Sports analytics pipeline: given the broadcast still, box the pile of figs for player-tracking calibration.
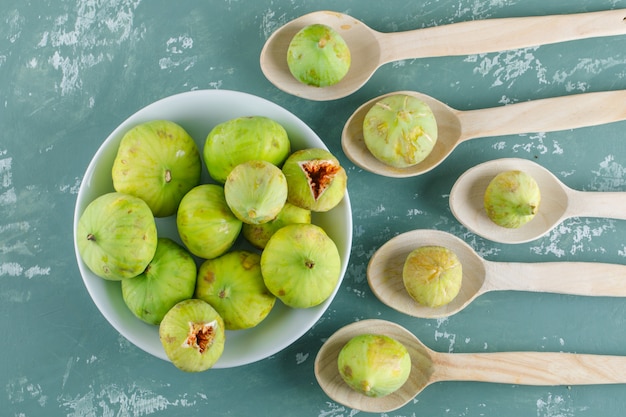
[76,116,347,372]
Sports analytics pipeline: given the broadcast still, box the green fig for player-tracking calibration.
[224,160,288,224]
[195,251,276,330]
[159,298,225,372]
[112,120,202,217]
[362,94,438,168]
[261,223,341,308]
[76,192,157,280]
[484,170,541,228]
[287,24,351,87]
[242,202,311,249]
[402,246,462,308]
[176,184,242,259]
[204,116,291,184]
[338,334,411,398]
[122,238,197,325]
[282,148,347,212]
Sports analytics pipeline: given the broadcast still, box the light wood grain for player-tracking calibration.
[367,229,626,318]
[432,350,626,386]
[341,89,626,178]
[315,319,626,413]
[450,158,626,244]
[261,9,626,100]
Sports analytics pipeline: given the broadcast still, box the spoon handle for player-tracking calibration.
[380,9,626,63]
[433,350,626,386]
[485,261,626,297]
[456,89,626,141]
[566,189,626,220]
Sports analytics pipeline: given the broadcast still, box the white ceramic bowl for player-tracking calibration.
[73,90,352,368]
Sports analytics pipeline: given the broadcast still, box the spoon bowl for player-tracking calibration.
[368,229,626,318]
[261,9,626,101]
[367,229,486,319]
[342,90,462,177]
[314,319,434,413]
[315,318,626,413]
[260,11,382,101]
[450,158,568,244]
[450,158,626,244]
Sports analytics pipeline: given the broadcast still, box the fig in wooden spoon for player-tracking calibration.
[342,89,626,177]
[368,229,626,318]
[450,158,626,244]
[315,319,626,413]
[261,9,626,101]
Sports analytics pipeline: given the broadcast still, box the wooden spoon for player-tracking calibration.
[450,158,626,244]
[367,229,626,319]
[315,319,626,413]
[342,89,626,177]
[260,9,626,101]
